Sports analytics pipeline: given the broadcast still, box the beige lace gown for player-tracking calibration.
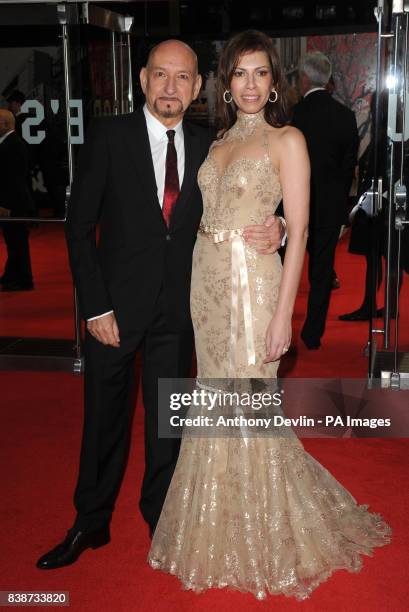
[147,110,391,600]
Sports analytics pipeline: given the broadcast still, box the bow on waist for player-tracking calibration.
[199,224,256,376]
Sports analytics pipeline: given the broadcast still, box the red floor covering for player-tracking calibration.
[1,224,408,611]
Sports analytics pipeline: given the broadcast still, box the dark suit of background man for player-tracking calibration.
[0,109,34,291]
[292,51,359,349]
[36,39,283,571]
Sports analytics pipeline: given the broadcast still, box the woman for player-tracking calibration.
[148,30,391,600]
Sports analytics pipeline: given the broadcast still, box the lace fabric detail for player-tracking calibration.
[194,112,282,378]
[228,108,266,140]
[148,435,391,600]
[147,111,392,600]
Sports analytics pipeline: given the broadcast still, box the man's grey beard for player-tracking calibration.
[154,98,184,118]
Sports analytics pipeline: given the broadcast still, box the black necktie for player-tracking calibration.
[162,129,180,227]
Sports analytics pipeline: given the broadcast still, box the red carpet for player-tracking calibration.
[1,225,408,611]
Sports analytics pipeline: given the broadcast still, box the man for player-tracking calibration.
[0,109,34,291]
[325,75,341,291]
[36,40,284,570]
[293,51,359,349]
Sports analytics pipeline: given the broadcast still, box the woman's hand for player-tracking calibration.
[264,313,292,363]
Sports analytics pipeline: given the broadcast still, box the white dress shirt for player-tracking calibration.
[88,105,185,321]
[143,104,184,207]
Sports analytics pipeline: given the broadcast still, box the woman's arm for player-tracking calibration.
[264,126,310,362]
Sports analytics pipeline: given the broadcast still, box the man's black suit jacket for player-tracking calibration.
[292,90,359,229]
[0,131,35,216]
[65,106,214,333]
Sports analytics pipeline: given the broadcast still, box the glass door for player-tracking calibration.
[368,0,409,387]
[0,1,134,372]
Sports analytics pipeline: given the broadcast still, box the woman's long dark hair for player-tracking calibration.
[216,30,291,131]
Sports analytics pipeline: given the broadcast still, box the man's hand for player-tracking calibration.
[0,206,11,217]
[242,215,285,254]
[87,312,120,347]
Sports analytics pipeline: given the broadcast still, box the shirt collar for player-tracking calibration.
[0,129,14,144]
[143,104,183,141]
[304,87,327,98]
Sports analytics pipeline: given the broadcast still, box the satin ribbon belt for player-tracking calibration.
[199,224,256,376]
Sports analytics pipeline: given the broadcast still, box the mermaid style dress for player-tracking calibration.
[147,110,391,600]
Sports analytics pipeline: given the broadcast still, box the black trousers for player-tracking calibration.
[1,222,33,285]
[302,226,341,343]
[71,290,194,533]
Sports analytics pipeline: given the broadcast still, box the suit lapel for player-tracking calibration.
[169,120,201,229]
[124,107,166,228]
[124,108,201,231]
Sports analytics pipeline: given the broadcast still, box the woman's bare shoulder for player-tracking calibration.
[265,123,302,141]
[266,126,306,159]
[278,125,306,145]
[265,125,309,177]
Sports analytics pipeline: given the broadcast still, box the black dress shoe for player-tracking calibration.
[36,525,110,570]
[300,331,321,350]
[338,307,384,321]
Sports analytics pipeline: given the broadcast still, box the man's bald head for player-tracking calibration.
[140,38,202,127]
[146,39,198,75]
[0,109,15,136]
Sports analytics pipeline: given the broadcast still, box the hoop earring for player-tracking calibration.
[269,89,278,103]
[223,90,233,104]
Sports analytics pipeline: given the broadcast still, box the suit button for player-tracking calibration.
[166,234,171,241]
